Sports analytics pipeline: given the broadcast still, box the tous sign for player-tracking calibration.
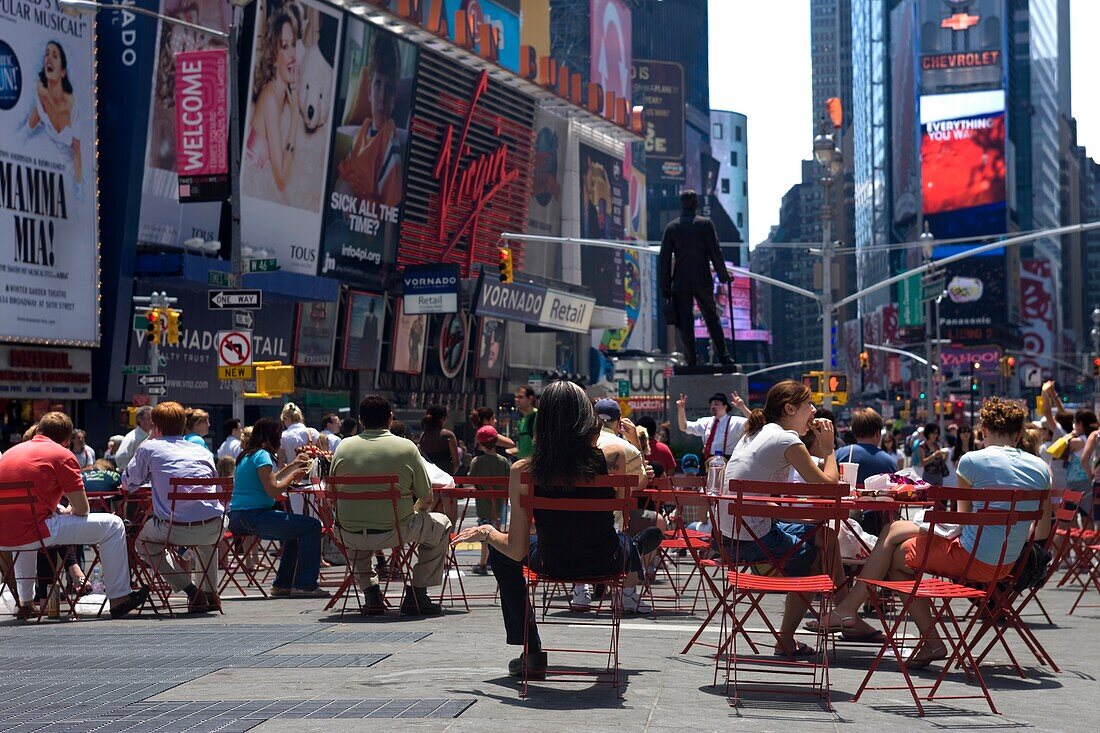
[432,70,520,273]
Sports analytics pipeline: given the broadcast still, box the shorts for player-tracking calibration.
[475,496,505,526]
[721,522,819,577]
[903,532,1006,583]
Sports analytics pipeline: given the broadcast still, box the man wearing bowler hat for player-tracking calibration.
[676,391,751,459]
[659,190,734,366]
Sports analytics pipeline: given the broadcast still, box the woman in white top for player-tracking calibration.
[280,402,314,514]
[69,429,96,471]
[722,380,879,656]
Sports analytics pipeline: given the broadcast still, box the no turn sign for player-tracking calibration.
[216,330,253,380]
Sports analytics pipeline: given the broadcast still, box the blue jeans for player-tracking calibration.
[228,508,323,591]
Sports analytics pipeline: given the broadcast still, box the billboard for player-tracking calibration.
[920,90,1006,239]
[318,17,418,286]
[123,284,292,405]
[475,316,506,380]
[137,0,228,249]
[1018,259,1054,382]
[391,298,427,374]
[0,7,100,345]
[918,0,1005,95]
[241,0,342,276]
[342,290,385,372]
[694,265,771,343]
[292,301,336,367]
[527,109,565,237]
[579,142,627,312]
[632,59,684,180]
[891,0,920,229]
[932,246,1008,341]
[591,0,631,114]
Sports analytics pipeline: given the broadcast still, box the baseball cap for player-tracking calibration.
[594,398,621,422]
[475,425,499,445]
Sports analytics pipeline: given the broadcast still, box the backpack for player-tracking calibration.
[1013,540,1053,592]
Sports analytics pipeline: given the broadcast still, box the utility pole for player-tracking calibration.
[813,123,842,411]
[132,291,176,406]
[228,7,246,422]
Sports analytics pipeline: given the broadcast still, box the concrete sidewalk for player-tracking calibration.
[1,557,1095,732]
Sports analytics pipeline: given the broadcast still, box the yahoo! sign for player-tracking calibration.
[939,346,1002,370]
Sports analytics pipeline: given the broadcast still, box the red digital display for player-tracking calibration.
[921,110,1005,216]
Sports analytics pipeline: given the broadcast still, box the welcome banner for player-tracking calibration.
[174,49,229,203]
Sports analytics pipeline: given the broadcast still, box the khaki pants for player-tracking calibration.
[335,512,452,589]
[137,515,225,594]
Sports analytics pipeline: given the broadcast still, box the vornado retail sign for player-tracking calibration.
[475,277,595,334]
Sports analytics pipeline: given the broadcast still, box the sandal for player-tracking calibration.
[803,609,856,633]
[905,642,949,670]
[774,640,817,658]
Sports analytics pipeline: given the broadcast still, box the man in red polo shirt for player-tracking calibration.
[0,412,148,619]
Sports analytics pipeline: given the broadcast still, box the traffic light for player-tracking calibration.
[919,390,926,400]
[145,308,157,339]
[971,376,979,392]
[151,309,163,343]
[827,374,847,405]
[859,351,869,370]
[1093,356,1100,376]
[166,309,181,346]
[1004,355,1016,377]
[498,246,513,283]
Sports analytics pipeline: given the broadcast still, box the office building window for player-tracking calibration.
[737,212,744,228]
[735,125,742,142]
[742,181,747,195]
[712,123,723,140]
[721,178,730,194]
[730,151,738,167]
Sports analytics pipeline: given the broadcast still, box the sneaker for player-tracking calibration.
[507,650,548,678]
[569,584,592,611]
[109,587,150,619]
[470,564,489,576]
[290,587,332,598]
[360,586,386,616]
[619,587,651,615]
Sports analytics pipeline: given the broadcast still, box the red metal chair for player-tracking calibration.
[0,479,105,620]
[135,477,232,616]
[969,488,1073,673]
[517,472,638,697]
[852,486,1044,716]
[715,481,848,707]
[435,476,510,609]
[639,478,712,615]
[319,475,415,614]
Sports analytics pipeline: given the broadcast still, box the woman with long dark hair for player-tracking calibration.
[227,417,327,597]
[418,405,459,475]
[917,423,950,485]
[451,380,663,678]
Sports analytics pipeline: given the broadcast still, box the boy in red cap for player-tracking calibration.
[468,425,511,575]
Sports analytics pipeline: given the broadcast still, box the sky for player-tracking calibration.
[709,0,1100,247]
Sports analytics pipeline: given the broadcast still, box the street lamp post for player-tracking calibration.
[919,224,936,425]
[62,0,252,420]
[813,123,842,411]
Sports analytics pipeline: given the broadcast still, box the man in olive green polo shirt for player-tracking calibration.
[330,395,452,616]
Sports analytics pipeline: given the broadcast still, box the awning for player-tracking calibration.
[135,252,340,303]
[590,306,629,330]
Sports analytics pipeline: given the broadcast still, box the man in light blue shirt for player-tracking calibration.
[122,402,223,613]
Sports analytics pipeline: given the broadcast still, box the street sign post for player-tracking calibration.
[122,364,151,375]
[618,379,630,398]
[137,374,166,386]
[208,289,262,310]
[208,270,232,287]
[234,311,254,329]
[247,258,279,273]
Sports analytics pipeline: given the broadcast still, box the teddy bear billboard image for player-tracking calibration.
[241,0,342,276]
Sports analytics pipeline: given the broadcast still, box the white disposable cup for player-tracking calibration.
[840,462,859,488]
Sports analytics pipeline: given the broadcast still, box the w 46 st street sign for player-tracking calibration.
[208,289,262,310]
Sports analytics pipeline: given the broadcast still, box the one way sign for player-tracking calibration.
[208,289,263,310]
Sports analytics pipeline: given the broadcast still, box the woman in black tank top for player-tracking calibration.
[451,381,663,678]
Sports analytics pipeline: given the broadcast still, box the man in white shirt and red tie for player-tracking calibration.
[677,391,752,459]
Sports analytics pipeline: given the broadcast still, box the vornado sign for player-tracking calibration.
[475,278,595,334]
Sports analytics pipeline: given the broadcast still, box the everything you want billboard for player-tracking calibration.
[920,90,1006,239]
[0,4,99,345]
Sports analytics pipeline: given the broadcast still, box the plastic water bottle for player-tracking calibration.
[706,451,726,496]
[90,567,105,595]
